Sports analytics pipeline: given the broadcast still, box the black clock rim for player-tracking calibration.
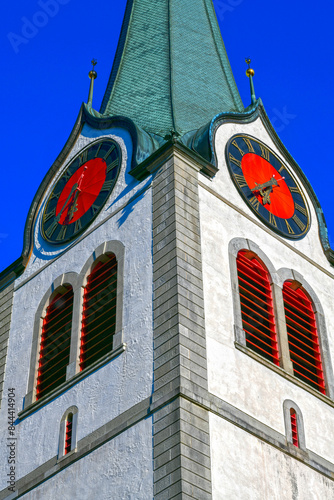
[41,138,122,245]
[225,133,311,241]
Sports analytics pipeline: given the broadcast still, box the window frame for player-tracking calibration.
[58,406,78,460]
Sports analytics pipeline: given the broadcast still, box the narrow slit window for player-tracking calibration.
[80,254,117,371]
[37,285,73,400]
[65,413,73,455]
[236,251,279,365]
[283,281,326,394]
[290,409,299,447]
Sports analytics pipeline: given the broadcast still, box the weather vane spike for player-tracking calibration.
[245,57,256,105]
[87,59,98,108]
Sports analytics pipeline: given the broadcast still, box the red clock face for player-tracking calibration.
[56,158,107,225]
[42,138,122,244]
[241,154,294,219]
[226,135,310,239]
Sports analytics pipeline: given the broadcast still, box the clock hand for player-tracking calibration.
[63,167,88,223]
[251,176,285,205]
[55,183,78,222]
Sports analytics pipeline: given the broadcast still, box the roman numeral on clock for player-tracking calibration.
[269,213,277,227]
[260,145,270,161]
[101,180,114,192]
[290,186,299,193]
[229,153,242,168]
[243,138,255,153]
[78,150,88,166]
[45,221,58,239]
[234,174,247,188]
[295,203,307,216]
[292,214,306,232]
[285,219,295,235]
[91,204,100,215]
[249,196,260,211]
[278,165,285,173]
[107,158,119,173]
[74,219,82,233]
[103,145,115,161]
[232,140,245,157]
[56,225,67,241]
[44,208,56,223]
[63,169,73,181]
[95,143,103,158]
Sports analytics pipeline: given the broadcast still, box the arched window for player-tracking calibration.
[65,413,73,455]
[58,406,78,459]
[80,253,117,371]
[36,285,74,400]
[290,408,299,448]
[236,251,279,366]
[283,281,326,394]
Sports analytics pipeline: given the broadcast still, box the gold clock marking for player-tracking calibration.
[292,214,306,232]
[44,208,56,223]
[260,145,270,161]
[107,158,119,173]
[290,186,299,193]
[269,213,277,227]
[295,204,307,216]
[232,140,245,157]
[103,145,115,161]
[56,225,67,241]
[278,165,285,173]
[243,138,255,153]
[91,204,100,215]
[78,150,88,167]
[234,174,248,188]
[229,153,242,168]
[285,219,295,235]
[102,180,114,192]
[45,221,58,239]
[63,169,73,181]
[74,219,82,233]
[95,143,103,158]
[249,196,260,211]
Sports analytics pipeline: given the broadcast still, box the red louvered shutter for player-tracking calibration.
[80,254,117,371]
[283,281,325,394]
[290,409,299,447]
[37,286,73,400]
[237,251,279,366]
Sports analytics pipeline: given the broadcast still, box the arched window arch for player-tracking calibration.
[58,406,78,460]
[36,284,74,400]
[282,281,326,395]
[236,250,279,366]
[283,400,306,451]
[80,253,118,371]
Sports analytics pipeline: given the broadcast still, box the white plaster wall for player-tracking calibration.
[210,413,333,500]
[0,126,154,487]
[20,418,153,500]
[199,118,334,465]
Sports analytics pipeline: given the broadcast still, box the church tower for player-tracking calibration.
[1,1,333,498]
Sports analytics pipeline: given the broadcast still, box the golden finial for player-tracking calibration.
[245,58,256,104]
[89,59,98,80]
[87,59,97,107]
[245,58,255,77]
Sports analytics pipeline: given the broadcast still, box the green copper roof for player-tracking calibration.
[100,0,244,137]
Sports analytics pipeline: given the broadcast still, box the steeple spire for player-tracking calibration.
[100,0,244,137]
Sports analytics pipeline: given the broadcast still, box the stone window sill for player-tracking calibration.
[235,341,334,408]
[19,343,126,420]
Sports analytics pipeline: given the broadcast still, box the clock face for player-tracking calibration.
[42,138,122,244]
[226,134,310,239]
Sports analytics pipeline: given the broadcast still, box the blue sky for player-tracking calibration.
[1,0,333,273]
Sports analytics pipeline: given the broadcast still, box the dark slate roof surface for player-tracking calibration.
[100,0,244,137]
